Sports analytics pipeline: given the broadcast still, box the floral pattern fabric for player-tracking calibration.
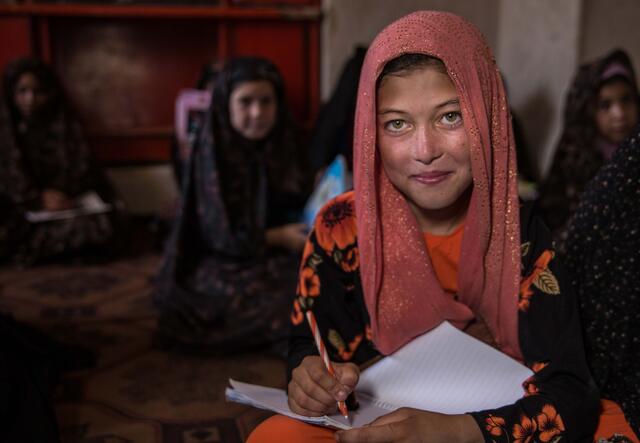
[287,191,599,442]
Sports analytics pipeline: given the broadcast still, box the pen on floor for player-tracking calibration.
[305,310,350,420]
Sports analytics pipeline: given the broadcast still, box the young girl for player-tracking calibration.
[248,11,601,442]
[0,57,121,265]
[154,57,311,353]
[538,49,639,246]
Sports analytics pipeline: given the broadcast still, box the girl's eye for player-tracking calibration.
[620,95,634,105]
[598,100,611,111]
[441,112,462,126]
[385,119,407,132]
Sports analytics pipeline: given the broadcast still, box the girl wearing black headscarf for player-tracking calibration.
[154,57,312,353]
[0,57,121,265]
[538,49,639,246]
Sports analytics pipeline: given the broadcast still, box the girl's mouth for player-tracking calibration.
[412,171,451,184]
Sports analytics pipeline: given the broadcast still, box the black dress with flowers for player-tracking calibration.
[288,191,599,443]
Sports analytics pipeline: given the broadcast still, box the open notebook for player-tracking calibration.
[25,191,112,223]
[226,321,533,430]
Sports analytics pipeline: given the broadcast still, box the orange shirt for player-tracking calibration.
[423,223,464,298]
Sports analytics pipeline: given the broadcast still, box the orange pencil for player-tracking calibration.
[305,310,350,420]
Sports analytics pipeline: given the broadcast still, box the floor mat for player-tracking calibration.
[0,254,284,442]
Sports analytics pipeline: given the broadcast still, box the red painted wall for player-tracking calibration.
[0,17,32,72]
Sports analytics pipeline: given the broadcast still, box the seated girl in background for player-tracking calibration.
[249,11,602,442]
[538,49,639,246]
[154,57,312,354]
[0,57,123,265]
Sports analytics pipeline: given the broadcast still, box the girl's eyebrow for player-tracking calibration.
[377,98,460,115]
[435,98,460,109]
[377,108,408,116]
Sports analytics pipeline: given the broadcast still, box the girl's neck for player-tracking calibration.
[412,186,471,236]
[595,135,619,161]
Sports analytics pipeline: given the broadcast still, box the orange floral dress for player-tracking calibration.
[288,191,602,442]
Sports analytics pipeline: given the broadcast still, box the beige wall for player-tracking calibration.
[581,0,640,65]
[496,0,582,178]
[106,165,179,216]
[321,0,499,100]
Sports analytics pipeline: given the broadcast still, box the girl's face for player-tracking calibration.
[594,79,639,144]
[229,80,277,141]
[377,66,472,234]
[13,72,48,119]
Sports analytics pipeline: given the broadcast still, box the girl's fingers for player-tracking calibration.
[334,362,360,390]
[288,379,336,414]
[307,362,349,400]
[287,393,331,417]
[299,356,352,402]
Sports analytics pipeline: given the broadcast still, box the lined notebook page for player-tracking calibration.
[357,321,533,414]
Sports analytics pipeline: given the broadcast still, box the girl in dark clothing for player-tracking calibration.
[564,126,640,441]
[538,49,639,246]
[154,57,312,354]
[0,57,122,265]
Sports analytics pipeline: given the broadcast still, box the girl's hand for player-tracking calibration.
[266,223,308,252]
[41,189,75,211]
[288,356,359,417]
[335,408,483,443]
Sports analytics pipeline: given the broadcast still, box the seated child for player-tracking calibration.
[538,48,639,246]
[248,11,602,443]
[0,57,123,265]
[154,57,312,354]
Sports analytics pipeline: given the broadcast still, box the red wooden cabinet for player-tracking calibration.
[0,1,321,165]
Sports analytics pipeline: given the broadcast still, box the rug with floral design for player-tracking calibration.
[0,254,283,443]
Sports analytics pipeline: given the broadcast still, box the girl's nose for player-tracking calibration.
[249,102,264,119]
[610,102,625,119]
[24,91,35,106]
[413,126,442,164]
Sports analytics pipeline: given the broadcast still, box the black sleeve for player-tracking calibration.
[287,227,377,385]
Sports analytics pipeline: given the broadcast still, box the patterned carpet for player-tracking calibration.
[0,255,283,442]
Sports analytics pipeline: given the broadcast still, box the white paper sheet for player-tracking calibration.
[226,379,392,430]
[226,321,533,429]
[25,191,112,223]
[356,321,533,414]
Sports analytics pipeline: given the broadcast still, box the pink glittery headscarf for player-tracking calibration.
[354,11,522,360]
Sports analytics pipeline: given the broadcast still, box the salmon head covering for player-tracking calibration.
[354,11,522,359]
